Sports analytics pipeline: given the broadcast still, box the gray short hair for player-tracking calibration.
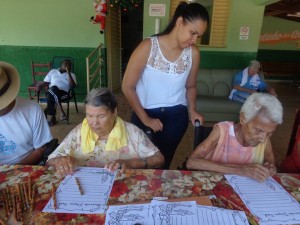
[240,93,283,124]
[249,60,260,70]
[84,88,117,112]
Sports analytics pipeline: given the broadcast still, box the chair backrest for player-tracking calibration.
[177,120,213,170]
[287,108,300,156]
[52,56,75,73]
[31,62,52,83]
[193,119,213,150]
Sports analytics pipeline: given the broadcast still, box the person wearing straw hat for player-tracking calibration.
[0,61,53,165]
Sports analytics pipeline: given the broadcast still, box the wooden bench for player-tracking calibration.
[260,61,300,83]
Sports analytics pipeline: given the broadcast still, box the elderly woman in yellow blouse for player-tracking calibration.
[46,88,164,176]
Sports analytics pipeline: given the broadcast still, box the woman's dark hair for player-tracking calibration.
[84,88,117,113]
[158,2,209,36]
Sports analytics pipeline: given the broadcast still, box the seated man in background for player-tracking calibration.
[46,88,165,176]
[0,61,53,165]
[229,60,277,103]
[187,93,283,182]
[44,59,76,126]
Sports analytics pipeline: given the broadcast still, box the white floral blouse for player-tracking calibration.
[47,121,159,167]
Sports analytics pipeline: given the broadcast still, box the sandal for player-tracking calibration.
[48,116,56,126]
[60,114,67,121]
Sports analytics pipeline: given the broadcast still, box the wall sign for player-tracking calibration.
[260,30,300,44]
[149,4,165,17]
[239,26,249,40]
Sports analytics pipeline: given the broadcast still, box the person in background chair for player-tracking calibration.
[187,93,283,182]
[229,60,277,104]
[46,88,164,177]
[0,61,53,165]
[44,59,76,126]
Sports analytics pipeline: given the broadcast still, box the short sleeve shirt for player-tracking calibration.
[47,121,160,167]
[0,97,53,164]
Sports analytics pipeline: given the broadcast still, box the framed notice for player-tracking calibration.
[149,4,165,17]
[239,26,249,40]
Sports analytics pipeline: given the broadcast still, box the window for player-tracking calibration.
[170,0,230,47]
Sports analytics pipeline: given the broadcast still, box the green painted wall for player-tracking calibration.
[0,0,104,101]
[0,0,103,47]
[259,16,300,50]
[3,0,295,101]
[143,0,171,38]
[0,46,93,101]
[142,0,264,68]
[223,0,265,53]
[257,15,300,64]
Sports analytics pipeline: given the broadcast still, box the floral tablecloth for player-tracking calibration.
[0,165,299,225]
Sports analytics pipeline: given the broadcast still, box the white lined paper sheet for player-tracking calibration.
[196,205,248,225]
[225,175,300,225]
[43,167,117,214]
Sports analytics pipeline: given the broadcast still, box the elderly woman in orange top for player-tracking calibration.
[46,88,164,176]
[187,93,283,182]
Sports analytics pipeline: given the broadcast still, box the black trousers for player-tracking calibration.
[131,105,189,169]
[46,86,68,116]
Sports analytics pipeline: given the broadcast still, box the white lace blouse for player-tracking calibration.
[136,36,192,109]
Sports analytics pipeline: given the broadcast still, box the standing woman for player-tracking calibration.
[122,2,209,169]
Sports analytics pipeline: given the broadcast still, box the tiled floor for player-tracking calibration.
[49,82,300,169]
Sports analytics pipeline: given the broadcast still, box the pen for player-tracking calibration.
[52,183,58,210]
[75,177,84,195]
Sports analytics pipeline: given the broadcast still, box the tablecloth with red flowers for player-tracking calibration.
[0,165,299,225]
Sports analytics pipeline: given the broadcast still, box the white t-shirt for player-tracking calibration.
[0,97,53,164]
[44,69,76,92]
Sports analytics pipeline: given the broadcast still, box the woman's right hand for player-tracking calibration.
[143,117,163,132]
[51,156,76,177]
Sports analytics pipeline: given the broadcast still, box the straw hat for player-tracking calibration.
[0,61,20,110]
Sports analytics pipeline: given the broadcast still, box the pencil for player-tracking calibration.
[52,183,58,210]
[3,189,10,217]
[23,183,29,209]
[28,177,32,201]
[30,185,36,211]
[75,177,84,195]
[12,190,16,220]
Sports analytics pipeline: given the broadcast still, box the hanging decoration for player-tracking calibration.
[90,0,107,34]
[109,0,143,12]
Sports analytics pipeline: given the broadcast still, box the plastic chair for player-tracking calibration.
[52,56,79,123]
[28,61,52,103]
[40,138,59,165]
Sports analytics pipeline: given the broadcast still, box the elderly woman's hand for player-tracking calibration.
[263,161,277,176]
[104,160,126,173]
[48,156,77,177]
[242,163,271,182]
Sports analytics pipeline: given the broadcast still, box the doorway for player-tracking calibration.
[121,3,144,75]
